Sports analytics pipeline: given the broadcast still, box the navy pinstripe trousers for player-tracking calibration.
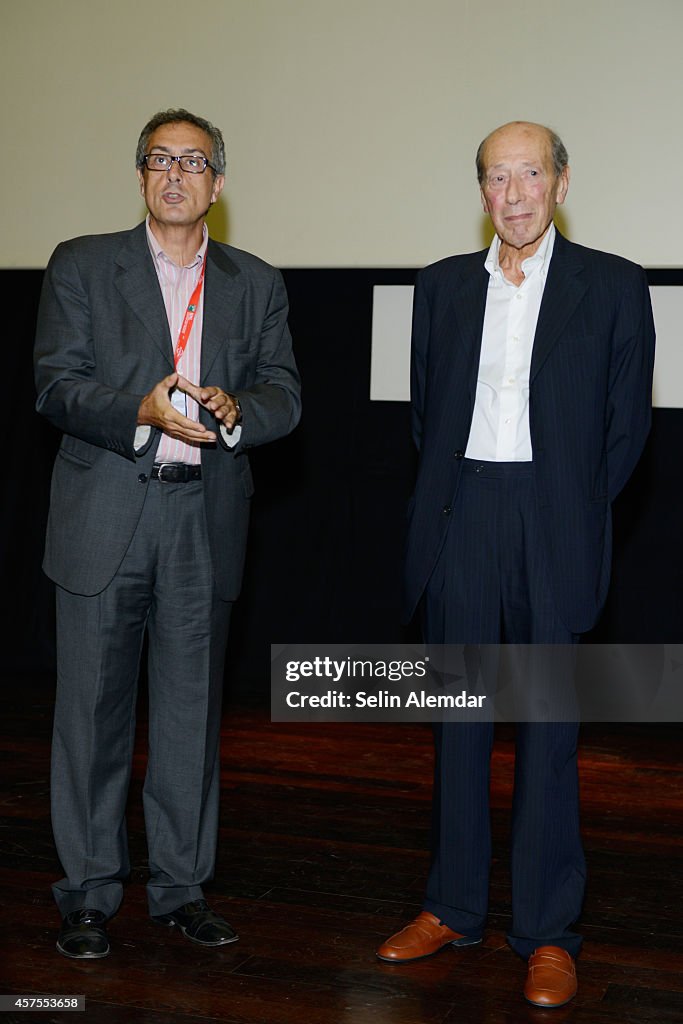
[421,459,585,959]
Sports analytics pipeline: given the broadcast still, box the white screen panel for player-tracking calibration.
[369,285,413,401]
[370,284,683,409]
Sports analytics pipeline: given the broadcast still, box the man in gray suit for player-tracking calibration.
[34,108,301,959]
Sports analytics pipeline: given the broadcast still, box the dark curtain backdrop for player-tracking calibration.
[4,268,682,698]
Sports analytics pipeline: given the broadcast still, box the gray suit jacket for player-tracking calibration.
[34,222,301,599]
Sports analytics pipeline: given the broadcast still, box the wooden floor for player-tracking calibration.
[0,682,681,1024]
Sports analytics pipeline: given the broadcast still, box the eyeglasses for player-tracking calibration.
[142,153,216,175]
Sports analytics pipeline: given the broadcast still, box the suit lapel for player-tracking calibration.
[113,226,247,382]
[114,223,174,368]
[446,254,489,404]
[530,231,588,382]
[201,241,246,382]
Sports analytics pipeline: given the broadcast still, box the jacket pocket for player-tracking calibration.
[57,446,94,469]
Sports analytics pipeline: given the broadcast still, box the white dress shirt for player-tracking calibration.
[465,223,555,462]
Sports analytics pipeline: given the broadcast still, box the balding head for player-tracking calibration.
[476,121,568,186]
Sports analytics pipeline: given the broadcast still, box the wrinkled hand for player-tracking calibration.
[177,375,242,431]
[137,372,217,443]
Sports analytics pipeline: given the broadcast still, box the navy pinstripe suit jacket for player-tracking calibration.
[404,229,656,634]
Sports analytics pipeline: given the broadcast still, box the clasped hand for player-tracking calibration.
[137,372,241,443]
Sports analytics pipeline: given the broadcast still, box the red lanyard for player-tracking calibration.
[174,259,206,369]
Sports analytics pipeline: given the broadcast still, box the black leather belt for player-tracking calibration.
[152,463,202,483]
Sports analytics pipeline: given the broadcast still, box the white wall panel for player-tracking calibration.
[371,284,683,408]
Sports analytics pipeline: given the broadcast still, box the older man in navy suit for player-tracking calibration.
[35,108,300,960]
[376,122,655,1007]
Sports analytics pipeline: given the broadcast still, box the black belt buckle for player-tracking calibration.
[157,463,180,483]
[153,463,200,483]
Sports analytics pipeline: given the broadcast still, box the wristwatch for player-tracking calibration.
[229,394,242,423]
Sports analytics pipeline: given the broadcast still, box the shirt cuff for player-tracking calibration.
[134,425,152,453]
[220,423,242,449]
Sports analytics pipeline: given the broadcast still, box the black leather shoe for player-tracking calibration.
[56,909,110,959]
[153,899,238,947]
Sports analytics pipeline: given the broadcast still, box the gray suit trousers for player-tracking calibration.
[51,477,231,918]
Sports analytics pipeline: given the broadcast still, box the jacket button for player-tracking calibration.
[454,450,465,459]
[138,473,147,483]
[442,505,452,515]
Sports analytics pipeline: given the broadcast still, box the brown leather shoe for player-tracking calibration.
[524,946,577,1007]
[376,910,481,962]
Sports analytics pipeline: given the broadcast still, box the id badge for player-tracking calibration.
[171,388,187,417]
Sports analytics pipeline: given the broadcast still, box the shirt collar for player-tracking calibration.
[485,222,556,285]
[145,215,209,269]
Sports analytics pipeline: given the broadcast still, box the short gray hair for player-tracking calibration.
[476,122,568,185]
[136,108,226,176]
